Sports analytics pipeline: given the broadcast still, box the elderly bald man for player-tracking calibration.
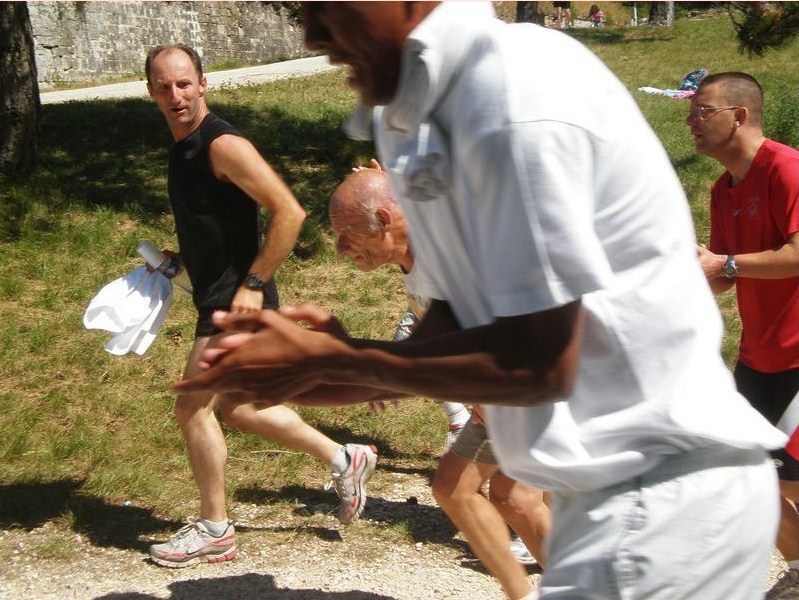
[328,164,550,600]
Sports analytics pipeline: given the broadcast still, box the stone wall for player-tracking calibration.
[29,2,307,88]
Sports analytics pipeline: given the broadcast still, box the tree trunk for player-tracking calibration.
[516,1,545,25]
[649,1,675,26]
[0,2,39,175]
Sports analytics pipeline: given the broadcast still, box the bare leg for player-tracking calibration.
[433,451,533,600]
[777,479,799,562]
[489,472,550,569]
[174,334,229,521]
[219,400,341,465]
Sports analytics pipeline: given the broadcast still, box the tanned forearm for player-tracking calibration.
[734,237,799,279]
[306,301,585,407]
[248,202,305,281]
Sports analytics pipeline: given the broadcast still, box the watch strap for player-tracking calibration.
[243,273,266,290]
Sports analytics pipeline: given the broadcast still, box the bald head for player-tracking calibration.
[329,167,412,272]
[329,168,397,234]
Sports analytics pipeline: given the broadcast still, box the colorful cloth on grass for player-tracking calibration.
[638,67,708,99]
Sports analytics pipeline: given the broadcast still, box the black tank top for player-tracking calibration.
[168,113,279,310]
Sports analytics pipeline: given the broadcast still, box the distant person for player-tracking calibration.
[553,1,571,28]
[588,4,605,27]
[330,164,550,599]
[177,5,787,598]
[143,44,377,568]
[690,71,799,600]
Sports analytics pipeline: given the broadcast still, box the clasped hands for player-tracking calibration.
[174,303,350,403]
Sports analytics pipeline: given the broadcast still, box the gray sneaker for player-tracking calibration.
[767,569,799,600]
[149,519,237,568]
[509,535,538,566]
[326,443,378,524]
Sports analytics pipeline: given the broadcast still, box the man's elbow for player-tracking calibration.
[290,203,307,225]
[497,358,579,406]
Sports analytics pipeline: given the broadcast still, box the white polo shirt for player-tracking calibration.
[365,3,785,492]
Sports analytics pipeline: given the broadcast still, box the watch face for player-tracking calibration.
[724,257,737,278]
[244,274,264,290]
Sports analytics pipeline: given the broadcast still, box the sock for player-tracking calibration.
[441,402,470,428]
[199,518,230,537]
[787,559,799,572]
[330,445,349,474]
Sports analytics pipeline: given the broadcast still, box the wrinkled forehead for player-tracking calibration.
[329,206,374,239]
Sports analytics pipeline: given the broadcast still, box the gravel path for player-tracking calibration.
[0,461,786,600]
[1,469,533,600]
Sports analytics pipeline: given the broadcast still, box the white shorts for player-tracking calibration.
[539,446,779,600]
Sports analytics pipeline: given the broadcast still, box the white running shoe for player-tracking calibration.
[149,519,237,568]
[326,443,378,524]
[509,535,538,566]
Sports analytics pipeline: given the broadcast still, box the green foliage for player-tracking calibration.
[731,1,799,57]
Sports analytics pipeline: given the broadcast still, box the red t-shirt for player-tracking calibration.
[709,139,799,372]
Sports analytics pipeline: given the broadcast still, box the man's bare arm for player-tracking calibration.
[175,300,584,408]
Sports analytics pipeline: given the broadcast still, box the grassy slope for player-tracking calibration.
[0,13,796,523]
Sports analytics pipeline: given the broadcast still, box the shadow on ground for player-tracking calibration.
[235,482,460,547]
[93,572,397,600]
[0,479,181,553]
[1,460,447,555]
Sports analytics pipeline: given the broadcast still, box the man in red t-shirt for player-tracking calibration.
[690,71,799,599]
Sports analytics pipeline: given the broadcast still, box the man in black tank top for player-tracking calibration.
[144,44,378,568]
[169,112,282,330]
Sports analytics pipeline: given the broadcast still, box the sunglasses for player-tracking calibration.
[686,105,739,122]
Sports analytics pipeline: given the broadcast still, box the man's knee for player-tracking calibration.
[173,392,214,426]
[490,476,544,517]
[218,402,257,432]
[433,454,487,508]
[432,461,458,505]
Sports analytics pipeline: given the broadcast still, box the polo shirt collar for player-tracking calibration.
[382,1,494,135]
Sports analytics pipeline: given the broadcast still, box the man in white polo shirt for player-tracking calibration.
[178,4,787,598]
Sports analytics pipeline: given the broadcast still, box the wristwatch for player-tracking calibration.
[723,255,738,279]
[243,273,266,290]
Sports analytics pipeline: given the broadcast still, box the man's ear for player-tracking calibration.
[199,76,208,96]
[375,207,392,231]
[734,106,748,126]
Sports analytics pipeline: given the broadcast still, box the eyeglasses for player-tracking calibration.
[686,105,740,122]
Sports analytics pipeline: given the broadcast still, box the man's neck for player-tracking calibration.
[719,133,766,186]
[169,105,210,142]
